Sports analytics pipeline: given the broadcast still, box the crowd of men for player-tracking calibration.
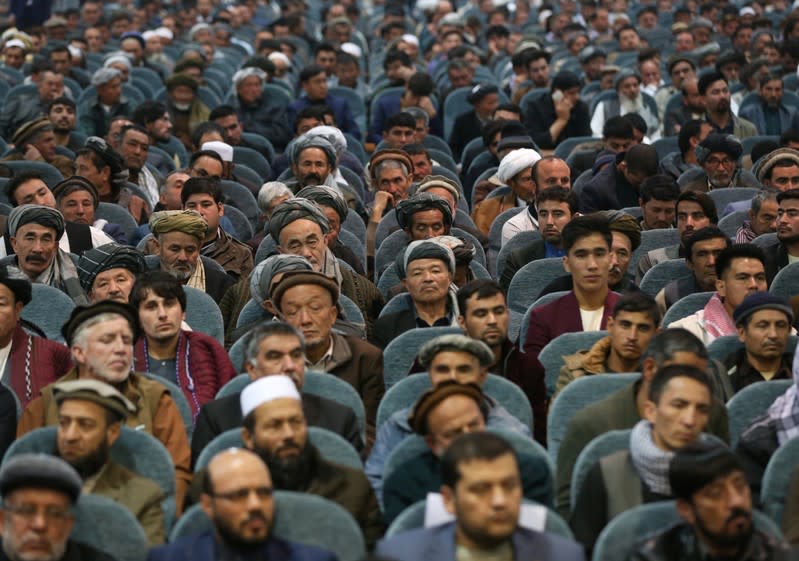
[2,0,799,560]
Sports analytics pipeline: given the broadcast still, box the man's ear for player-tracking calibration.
[241,426,253,450]
[150,236,160,254]
[441,485,456,515]
[106,421,122,446]
[642,398,657,422]
[218,202,224,217]
[606,316,615,330]
[456,314,466,330]
[736,324,746,342]
[562,254,571,273]
[675,498,696,524]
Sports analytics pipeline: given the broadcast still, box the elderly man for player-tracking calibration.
[396,193,453,242]
[2,116,74,178]
[53,176,127,245]
[382,381,552,524]
[366,149,415,255]
[268,268,384,444]
[181,177,253,279]
[269,198,383,336]
[238,375,382,547]
[683,133,760,192]
[377,432,584,561]
[472,148,542,235]
[131,271,236,417]
[0,455,118,561]
[669,245,768,345]
[149,449,337,561]
[17,301,192,507]
[119,125,161,208]
[366,334,531,500]
[372,239,458,348]
[231,67,292,152]
[148,209,235,302]
[631,442,788,561]
[525,71,592,150]
[3,205,89,304]
[739,74,793,136]
[77,243,146,304]
[165,73,210,150]
[571,364,714,552]
[76,136,150,225]
[79,67,131,138]
[591,69,659,139]
[581,144,659,213]
[735,190,779,244]
[700,71,757,138]
[53,379,165,544]
[0,68,64,139]
[191,322,362,463]
[286,136,339,193]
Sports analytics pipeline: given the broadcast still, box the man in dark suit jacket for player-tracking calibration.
[524,70,591,150]
[376,432,585,561]
[761,189,799,283]
[449,84,500,161]
[148,449,337,561]
[191,322,362,465]
[288,65,360,140]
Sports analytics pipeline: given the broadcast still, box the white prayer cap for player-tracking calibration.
[202,141,233,162]
[142,30,158,41]
[155,27,174,40]
[268,52,290,67]
[4,39,25,50]
[497,148,541,184]
[340,42,362,58]
[401,34,420,47]
[240,375,301,417]
[232,66,266,87]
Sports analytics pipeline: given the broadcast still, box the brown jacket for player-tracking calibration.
[471,192,518,235]
[555,335,613,396]
[202,227,254,280]
[17,369,191,510]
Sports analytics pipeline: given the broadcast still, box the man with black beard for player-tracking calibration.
[52,379,165,544]
[148,449,337,561]
[239,375,383,548]
[285,136,338,193]
[629,441,789,561]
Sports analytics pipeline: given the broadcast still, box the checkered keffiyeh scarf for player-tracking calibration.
[768,345,799,445]
[629,420,675,496]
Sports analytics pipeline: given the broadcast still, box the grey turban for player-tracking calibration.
[0,454,82,503]
[398,239,456,279]
[305,125,346,154]
[418,334,495,368]
[91,67,122,87]
[396,193,453,230]
[289,136,337,168]
[249,254,313,304]
[296,185,349,222]
[268,198,330,242]
[77,243,146,292]
[8,204,65,240]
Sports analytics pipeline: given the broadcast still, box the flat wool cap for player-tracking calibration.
[53,379,136,419]
[0,454,82,503]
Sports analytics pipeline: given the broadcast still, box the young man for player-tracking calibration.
[638,175,679,231]
[760,188,799,278]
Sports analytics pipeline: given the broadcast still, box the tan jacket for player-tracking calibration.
[554,335,612,396]
[471,192,518,235]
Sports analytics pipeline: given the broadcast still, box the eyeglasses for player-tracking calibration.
[705,157,734,168]
[211,486,273,503]
[4,503,72,523]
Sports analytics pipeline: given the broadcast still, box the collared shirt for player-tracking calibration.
[726,349,793,393]
[306,338,335,372]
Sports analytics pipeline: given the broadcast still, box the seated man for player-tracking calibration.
[520,215,620,441]
[366,149,415,255]
[760,189,799,279]
[231,67,292,152]
[288,64,360,139]
[669,244,768,345]
[725,292,794,393]
[284,136,340,194]
[191,321,362,464]
[53,176,127,245]
[630,442,788,560]
[3,116,74,177]
[147,209,236,302]
[238,375,382,547]
[500,187,578,291]
[382,112,417,150]
[739,73,795,136]
[655,227,731,314]
[735,189,778,243]
[181,177,253,280]
[17,301,192,507]
[659,119,713,181]
[131,271,236,417]
[77,243,146,304]
[148,449,337,561]
[682,133,760,192]
[372,239,458,349]
[663,77,705,137]
[395,192,453,242]
[556,292,660,395]
[590,69,659,139]
[382,381,552,524]
[449,84,500,161]
[0,454,118,561]
[471,148,541,235]
[53,379,165,544]
[0,264,71,408]
[638,175,679,231]
[570,364,714,552]
[636,190,718,283]
[580,144,659,213]
[524,70,591,150]
[268,268,384,446]
[556,328,731,516]
[376,432,585,561]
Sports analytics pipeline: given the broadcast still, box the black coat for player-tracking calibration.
[524,93,591,149]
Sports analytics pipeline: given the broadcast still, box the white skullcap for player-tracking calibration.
[233,66,267,87]
[739,6,756,15]
[416,0,438,12]
[4,39,25,50]
[155,27,173,40]
[142,30,158,41]
[202,141,233,162]
[103,52,132,70]
[538,9,553,25]
[497,148,541,184]
[305,125,346,154]
[240,375,301,417]
[268,52,290,67]
[340,42,362,58]
[67,44,82,58]
[401,34,420,47]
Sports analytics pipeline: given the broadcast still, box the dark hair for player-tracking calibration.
[612,291,661,326]
[130,270,187,312]
[294,106,326,130]
[697,71,727,95]
[751,141,781,167]
[385,112,416,132]
[614,24,639,40]
[684,226,731,262]
[190,149,224,168]
[407,72,435,97]
[648,364,712,403]
[6,171,45,207]
[482,119,505,147]
[457,279,505,314]
[402,143,430,158]
[780,128,799,147]
[336,51,358,67]
[494,102,521,116]
[243,321,305,367]
[640,175,679,204]
[677,191,718,225]
[208,104,237,121]
[602,115,634,139]
[46,95,76,113]
[191,121,226,148]
[119,123,150,143]
[49,45,70,58]
[75,147,106,173]
[678,120,706,156]
[299,64,326,83]
[624,144,659,176]
[384,49,412,71]
[131,101,168,127]
[313,42,336,56]
[623,113,647,135]
[715,243,766,279]
[536,186,579,215]
[561,214,612,254]
[181,176,223,205]
[640,328,708,364]
[440,432,518,488]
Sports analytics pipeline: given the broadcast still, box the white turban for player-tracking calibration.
[240,375,301,417]
[201,141,233,162]
[340,42,362,58]
[304,125,346,155]
[401,34,420,47]
[268,52,291,67]
[233,67,267,87]
[497,148,541,184]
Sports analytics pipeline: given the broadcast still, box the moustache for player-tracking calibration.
[303,173,322,183]
[726,508,751,525]
[25,255,47,264]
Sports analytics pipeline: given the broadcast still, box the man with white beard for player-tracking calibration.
[591,69,660,140]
